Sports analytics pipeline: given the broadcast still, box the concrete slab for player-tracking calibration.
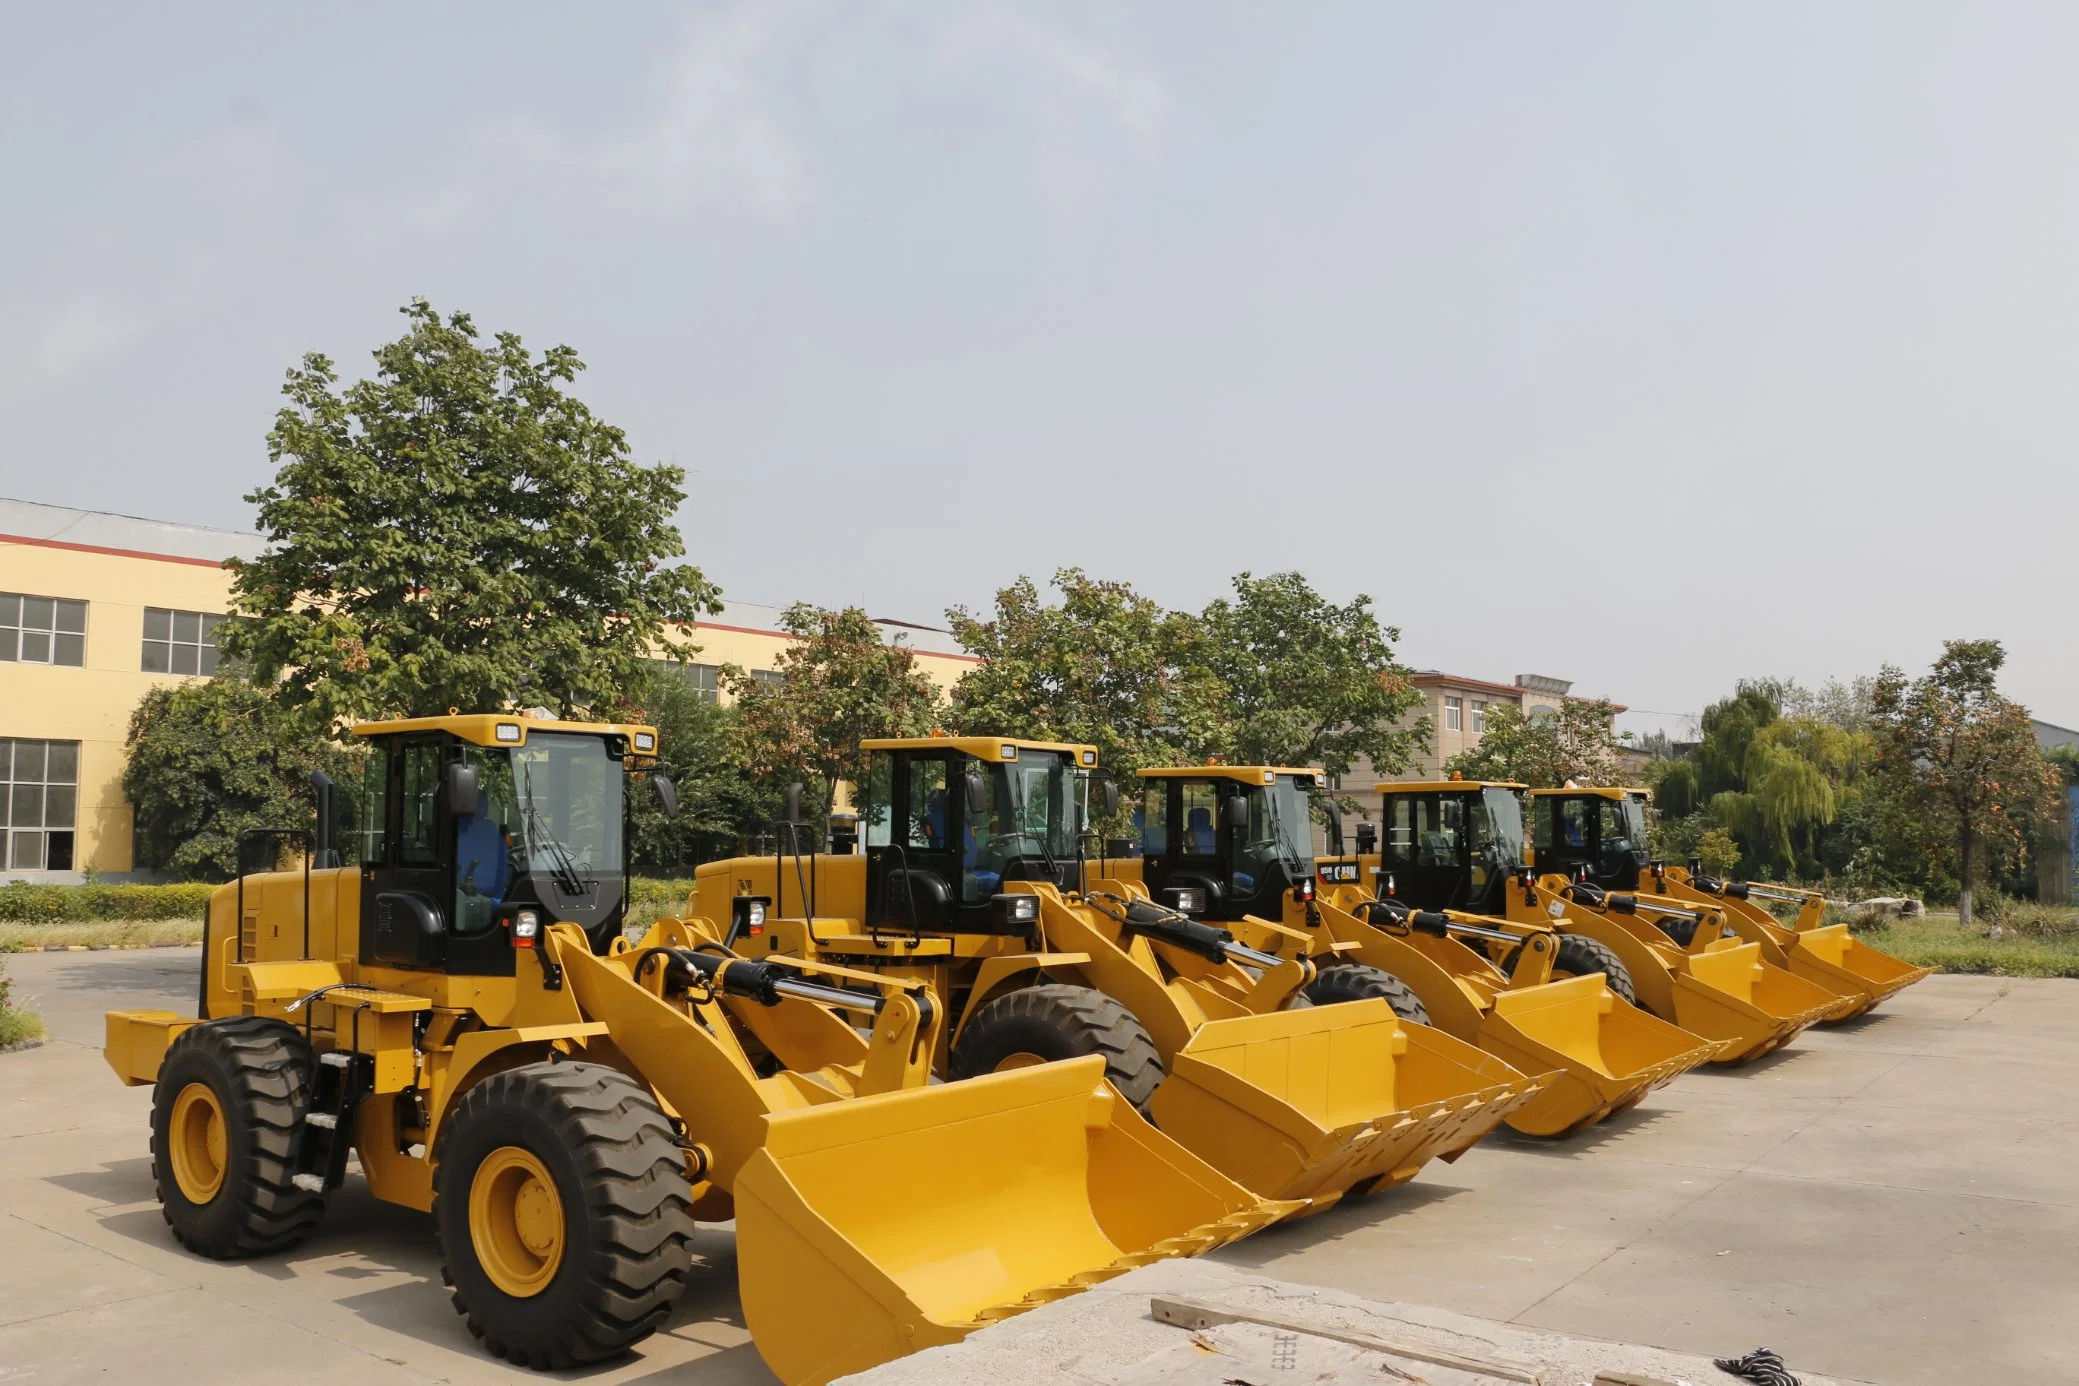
[6,952,2076,1385]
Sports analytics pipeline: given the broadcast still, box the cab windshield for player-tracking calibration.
[1472,787,1525,869]
[968,750,1076,896]
[458,733,624,933]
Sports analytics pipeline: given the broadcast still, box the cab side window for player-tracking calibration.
[862,753,894,848]
[1139,782,1168,855]
[904,758,950,850]
[399,743,444,866]
[359,742,392,866]
[1179,782,1220,856]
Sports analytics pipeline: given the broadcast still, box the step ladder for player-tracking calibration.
[290,1049,373,1194]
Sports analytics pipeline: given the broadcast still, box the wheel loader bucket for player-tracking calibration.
[1475,975,1719,1138]
[1147,1000,1547,1209]
[1674,942,1843,1064]
[1785,924,1935,1022]
[733,1055,1295,1386]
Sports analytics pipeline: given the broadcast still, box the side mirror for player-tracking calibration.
[444,762,480,818]
[964,770,989,818]
[651,772,679,819]
[1096,781,1121,818]
[1224,795,1249,830]
[783,782,804,825]
[1354,822,1377,856]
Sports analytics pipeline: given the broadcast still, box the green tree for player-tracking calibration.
[615,665,776,872]
[1869,639,2060,927]
[1196,572,1427,779]
[222,299,720,730]
[123,677,361,882]
[948,570,1225,793]
[1696,826,1741,877]
[723,605,945,826]
[1445,699,1624,787]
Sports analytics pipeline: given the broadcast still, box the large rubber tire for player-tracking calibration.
[1302,963,1432,1027]
[150,1015,325,1258]
[434,1062,696,1370]
[1553,933,1637,1006]
[1654,916,1699,949]
[950,984,1164,1112]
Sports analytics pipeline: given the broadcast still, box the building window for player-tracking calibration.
[750,669,785,689]
[0,593,87,667]
[648,659,721,703]
[142,608,225,676]
[1472,700,1487,735]
[2,738,79,871]
[1443,696,1462,732]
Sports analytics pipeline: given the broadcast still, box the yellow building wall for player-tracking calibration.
[1,540,240,874]
[2,530,977,877]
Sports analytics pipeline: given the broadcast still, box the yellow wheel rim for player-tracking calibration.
[992,1051,1049,1073]
[169,1081,228,1204]
[469,1146,565,1297]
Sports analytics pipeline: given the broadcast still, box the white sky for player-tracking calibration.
[5,4,2076,731]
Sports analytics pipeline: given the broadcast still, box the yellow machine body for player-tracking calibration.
[104,715,1287,1386]
[702,849,1545,1212]
[1646,863,1933,1020]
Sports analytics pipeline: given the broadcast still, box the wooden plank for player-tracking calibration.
[1149,1295,1544,1384]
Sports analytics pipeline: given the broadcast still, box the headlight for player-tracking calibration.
[511,909,541,946]
[733,895,771,938]
[1163,887,1206,916]
[995,893,1040,926]
[634,731,656,752]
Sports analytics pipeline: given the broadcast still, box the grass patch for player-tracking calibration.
[1857,910,2079,979]
[0,957,48,1049]
[0,919,206,952]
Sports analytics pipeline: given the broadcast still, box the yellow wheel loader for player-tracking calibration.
[102,714,1290,1386]
[1527,788,1933,1021]
[1354,782,1842,1064]
[698,736,1546,1216]
[1097,767,1713,1139]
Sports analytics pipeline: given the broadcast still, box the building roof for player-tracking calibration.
[2034,719,2079,752]
[0,496,265,566]
[1409,670,1526,699]
[693,597,974,660]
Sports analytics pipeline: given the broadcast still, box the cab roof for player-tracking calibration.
[1526,786,1652,800]
[1139,765,1320,784]
[350,712,658,751]
[861,735,1099,766]
[1376,779,1527,793]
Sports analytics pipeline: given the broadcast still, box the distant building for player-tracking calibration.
[2034,719,2079,905]
[0,497,972,882]
[1318,670,1626,834]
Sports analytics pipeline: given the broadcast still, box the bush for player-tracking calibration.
[2004,900,2079,939]
[0,881,216,923]
[0,957,46,1047]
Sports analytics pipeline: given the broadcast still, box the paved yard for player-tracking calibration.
[2,951,2072,1385]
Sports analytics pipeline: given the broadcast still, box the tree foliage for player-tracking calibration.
[222,299,720,730]
[613,666,778,872]
[1869,639,2059,927]
[123,677,361,882]
[948,570,1225,790]
[1445,699,1624,788]
[724,605,945,824]
[1196,572,1426,778]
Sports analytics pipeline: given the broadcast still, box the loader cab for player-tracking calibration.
[857,737,1099,933]
[1136,767,1319,922]
[1372,781,1529,915]
[1528,788,1652,891]
[351,714,653,972]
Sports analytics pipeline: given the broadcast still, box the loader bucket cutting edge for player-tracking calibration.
[1787,925,1936,1021]
[732,1054,1295,1386]
[1673,942,1842,1065]
[1147,999,1547,1207]
[1478,975,1719,1138]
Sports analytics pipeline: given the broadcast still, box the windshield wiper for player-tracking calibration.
[521,764,590,899]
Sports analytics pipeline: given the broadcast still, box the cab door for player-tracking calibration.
[1380,792,1470,908]
[360,735,453,969]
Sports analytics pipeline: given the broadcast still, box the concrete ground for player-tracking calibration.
[2,952,2073,1385]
